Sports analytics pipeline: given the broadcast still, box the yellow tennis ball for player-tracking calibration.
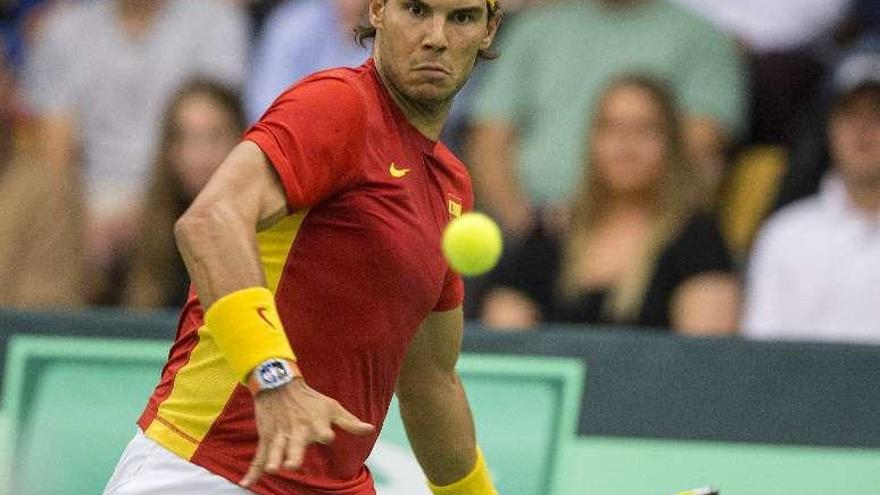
[442,212,503,276]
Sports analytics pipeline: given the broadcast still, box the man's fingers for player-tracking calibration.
[313,425,336,445]
[240,440,268,487]
[240,464,263,488]
[283,438,307,471]
[332,407,375,436]
[265,434,289,474]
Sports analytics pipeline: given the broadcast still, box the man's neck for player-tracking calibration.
[373,52,451,141]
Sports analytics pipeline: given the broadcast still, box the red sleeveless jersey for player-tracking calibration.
[138,59,471,495]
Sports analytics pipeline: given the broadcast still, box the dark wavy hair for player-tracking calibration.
[124,79,245,308]
[354,1,503,60]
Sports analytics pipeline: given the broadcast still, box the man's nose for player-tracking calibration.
[422,15,449,51]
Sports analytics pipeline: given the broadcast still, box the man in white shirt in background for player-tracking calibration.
[743,51,880,345]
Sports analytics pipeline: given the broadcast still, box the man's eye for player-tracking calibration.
[407,2,425,16]
[454,12,474,24]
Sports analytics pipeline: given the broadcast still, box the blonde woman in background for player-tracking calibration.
[124,80,245,309]
[481,74,739,335]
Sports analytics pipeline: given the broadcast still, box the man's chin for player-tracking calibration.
[405,84,457,106]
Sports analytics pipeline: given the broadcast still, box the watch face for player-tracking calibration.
[259,360,290,388]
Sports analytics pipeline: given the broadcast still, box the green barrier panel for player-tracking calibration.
[1,336,584,495]
[0,410,7,495]
[373,355,584,495]
[5,309,880,449]
[1,337,170,495]
[558,437,880,495]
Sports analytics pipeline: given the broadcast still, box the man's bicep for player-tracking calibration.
[190,140,289,229]
[398,308,465,394]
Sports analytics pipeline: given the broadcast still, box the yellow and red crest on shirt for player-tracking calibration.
[447,193,462,218]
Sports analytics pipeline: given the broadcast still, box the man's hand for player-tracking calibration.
[240,379,375,488]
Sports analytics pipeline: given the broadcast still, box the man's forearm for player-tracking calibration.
[398,371,477,486]
[175,201,266,308]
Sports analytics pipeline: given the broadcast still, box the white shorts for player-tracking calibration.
[103,430,252,495]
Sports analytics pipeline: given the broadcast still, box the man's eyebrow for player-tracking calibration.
[453,6,484,14]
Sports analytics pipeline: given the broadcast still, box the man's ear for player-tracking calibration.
[369,0,386,29]
[480,10,503,50]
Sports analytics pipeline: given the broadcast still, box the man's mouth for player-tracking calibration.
[413,63,452,77]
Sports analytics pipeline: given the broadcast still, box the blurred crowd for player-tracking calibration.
[0,0,878,345]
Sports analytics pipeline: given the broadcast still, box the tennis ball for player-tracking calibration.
[442,212,503,276]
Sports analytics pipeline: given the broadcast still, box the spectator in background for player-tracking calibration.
[774,35,880,211]
[671,0,849,146]
[0,0,51,71]
[25,0,247,303]
[671,0,849,55]
[245,0,368,122]
[743,74,880,345]
[467,0,746,238]
[123,80,245,310]
[480,75,738,335]
[0,35,83,308]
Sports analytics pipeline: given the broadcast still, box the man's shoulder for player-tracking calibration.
[300,64,371,85]
[755,195,828,251]
[282,64,372,106]
[260,64,373,136]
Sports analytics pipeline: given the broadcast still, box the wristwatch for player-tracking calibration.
[247,358,302,395]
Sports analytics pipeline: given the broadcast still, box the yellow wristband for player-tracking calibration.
[204,287,296,382]
[428,447,497,495]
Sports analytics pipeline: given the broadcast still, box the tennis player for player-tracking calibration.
[103,0,502,494]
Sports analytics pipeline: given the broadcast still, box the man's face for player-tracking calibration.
[370,0,499,105]
[830,89,880,187]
